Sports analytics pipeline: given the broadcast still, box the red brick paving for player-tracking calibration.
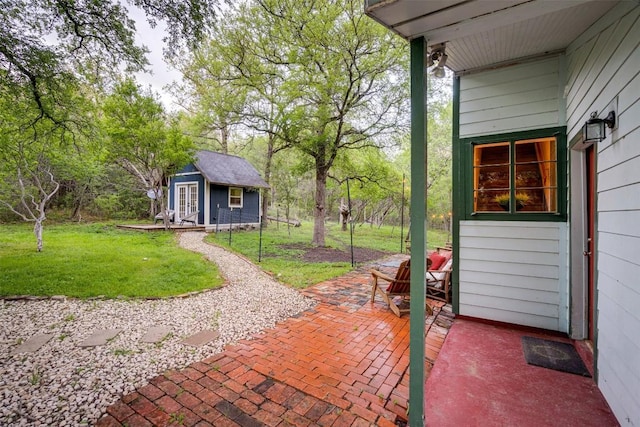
[96,256,453,426]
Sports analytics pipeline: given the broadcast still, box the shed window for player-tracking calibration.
[473,137,557,213]
[229,187,243,208]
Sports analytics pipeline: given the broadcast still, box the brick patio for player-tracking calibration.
[96,256,452,426]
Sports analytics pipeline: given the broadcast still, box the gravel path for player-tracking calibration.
[0,232,315,426]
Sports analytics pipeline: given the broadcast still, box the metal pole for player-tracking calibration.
[401,173,405,253]
[346,178,355,267]
[228,208,232,245]
[259,214,264,262]
[216,204,220,234]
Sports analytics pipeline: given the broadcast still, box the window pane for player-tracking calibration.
[229,187,242,207]
[473,142,510,212]
[515,137,557,212]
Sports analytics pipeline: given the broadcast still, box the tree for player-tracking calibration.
[100,78,195,225]
[0,143,60,252]
[393,74,453,232]
[331,147,404,229]
[0,0,221,239]
[0,96,66,251]
[1,0,220,124]
[183,0,409,246]
[172,46,248,154]
[175,15,293,225]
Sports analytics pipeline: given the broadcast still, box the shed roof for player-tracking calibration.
[194,150,269,189]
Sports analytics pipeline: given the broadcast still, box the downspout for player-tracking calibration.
[409,36,427,426]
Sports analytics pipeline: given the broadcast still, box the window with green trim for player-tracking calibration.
[471,133,561,215]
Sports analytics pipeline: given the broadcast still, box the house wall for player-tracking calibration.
[459,55,564,138]
[456,56,569,333]
[458,221,568,332]
[565,4,640,424]
[209,184,261,226]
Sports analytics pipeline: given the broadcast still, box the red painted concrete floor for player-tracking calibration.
[96,256,618,426]
[425,319,619,426]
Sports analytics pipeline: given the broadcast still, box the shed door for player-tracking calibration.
[177,183,198,222]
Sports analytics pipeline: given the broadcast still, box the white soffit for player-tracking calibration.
[365,0,620,73]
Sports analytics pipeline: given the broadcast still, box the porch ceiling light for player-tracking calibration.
[583,110,615,143]
[429,44,448,78]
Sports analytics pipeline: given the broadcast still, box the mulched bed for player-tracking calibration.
[280,245,390,263]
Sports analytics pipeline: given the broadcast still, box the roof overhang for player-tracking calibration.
[365,0,621,73]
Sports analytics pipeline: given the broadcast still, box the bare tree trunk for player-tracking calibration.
[34,219,44,252]
[312,168,327,247]
[220,126,229,154]
[154,185,171,230]
[70,184,90,221]
[340,198,349,232]
[2,165,60,252]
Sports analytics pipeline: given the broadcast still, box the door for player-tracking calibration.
[585,145,596,341]
[177,183,198,223]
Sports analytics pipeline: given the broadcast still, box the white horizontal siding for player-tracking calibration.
[458,221,567,332]
[565,5,640,138]
[459,56,563,138]
[566,4,640,425]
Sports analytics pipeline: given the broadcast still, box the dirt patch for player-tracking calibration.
[275,243,390,263]
[301,246,389,263]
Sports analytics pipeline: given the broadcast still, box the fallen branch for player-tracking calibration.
[267,216,301,227]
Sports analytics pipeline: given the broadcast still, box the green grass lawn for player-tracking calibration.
[208,220,450,288]
[0,223,224,298]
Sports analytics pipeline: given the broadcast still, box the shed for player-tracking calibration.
[168,150,269,230]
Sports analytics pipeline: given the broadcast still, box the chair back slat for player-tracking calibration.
[395,260,411,281]
[387,260,411,293]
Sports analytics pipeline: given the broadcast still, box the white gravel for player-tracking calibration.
[0,231,315,426]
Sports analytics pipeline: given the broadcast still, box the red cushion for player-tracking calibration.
[440,250,452,263]
[428,252,446,271]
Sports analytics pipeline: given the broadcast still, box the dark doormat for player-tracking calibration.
[521,336,591,377]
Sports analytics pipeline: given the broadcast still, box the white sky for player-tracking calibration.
[130,7,183,111]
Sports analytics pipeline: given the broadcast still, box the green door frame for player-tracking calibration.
[408,36,427,427]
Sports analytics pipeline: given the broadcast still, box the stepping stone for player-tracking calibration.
[79,329,121,347]
[141,326,172,343]
[12,333,54,355]
[181,329,220,347]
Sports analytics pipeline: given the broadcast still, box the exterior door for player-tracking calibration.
[177,183,198,223]
[586,145,596,341]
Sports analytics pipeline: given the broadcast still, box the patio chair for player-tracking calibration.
[371,260,433,317]
[426,249,453,303]
[179,211,199,225]
[154,210,175,224]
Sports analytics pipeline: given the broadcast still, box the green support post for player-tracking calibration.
[409,36,427,426]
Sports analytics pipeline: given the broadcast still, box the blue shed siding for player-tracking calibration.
[209,184,261,225]
[243,190,260,217]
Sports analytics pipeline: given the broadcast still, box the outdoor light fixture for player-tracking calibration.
[583,110,616,143]
[428,44,448,78]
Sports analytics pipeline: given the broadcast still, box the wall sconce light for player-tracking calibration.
[428,44,448,78]
[583,110,616,143]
